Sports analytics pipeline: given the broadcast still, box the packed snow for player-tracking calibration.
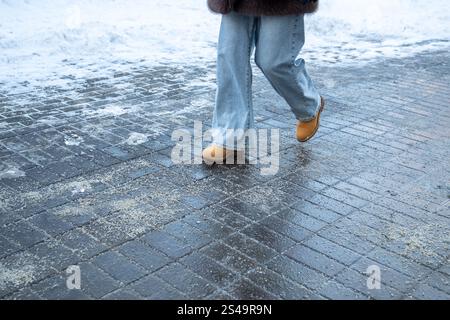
[0,0,449,91]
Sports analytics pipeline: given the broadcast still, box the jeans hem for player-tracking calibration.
[296,94,322,122]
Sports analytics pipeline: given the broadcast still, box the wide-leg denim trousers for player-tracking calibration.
[212,12,321,150]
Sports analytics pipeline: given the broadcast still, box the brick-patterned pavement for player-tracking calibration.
[0,50,449,300]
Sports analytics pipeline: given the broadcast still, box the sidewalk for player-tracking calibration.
[0,50,449,300]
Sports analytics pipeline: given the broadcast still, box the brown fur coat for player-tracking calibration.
[207,0,319,16]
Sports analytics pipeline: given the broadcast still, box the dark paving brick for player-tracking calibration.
[5,287,43,300]
[286,244,347,277]
[117,240,171,272]
[289,199,341,224]
[200,205,252,230]
[82,218,132,247]
[58,228,107,259]
[28,240,80,272]
[182,214,234,239]
[302,235,362,266]
[0,235,21,259]
[335,268,403,300]
[224,233,279,265]
[221,198,269,222]
[162,220,213,250]
[422,271,450,294]
[318,280,368,300]
[247,266,316,300]
[156,263,215,299]
[308,194,356,216]
[275,207,327,233]
[206,290,235,300]
[228,278,278,300]
[180,252,236,288]
[1,221,48,248]
[260,214,313,243]
[350,257,415,294]
[130,274,186,300]
[76,262,120,299]
[201,242,258,274]
[32,274,91,300]
[0,251,55,298]
[140,230,192,259]
[242,223,297,253]
[48,202,98,228]
[320,187,369,209]
[103,288,142,300]
[367,247,434,279]
[266,255,331,291]
[28,210,74,236]
[410,283,450,300]
[92,250,146,284]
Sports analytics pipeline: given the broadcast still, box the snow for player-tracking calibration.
[64,134,84,146]
[125,132,148,146]
[0,165,26,179]
[0,0,449,91]
[306,0,450,64]
[82,104,142,117]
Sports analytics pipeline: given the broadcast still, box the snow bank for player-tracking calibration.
[306,0,450,63]
[0,0,449,91]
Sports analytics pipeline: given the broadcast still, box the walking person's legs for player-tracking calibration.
[204,12,324,164]
[254,14,324,142]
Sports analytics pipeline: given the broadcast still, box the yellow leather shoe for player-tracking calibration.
[202,145,239,165]
[296,96,325,142]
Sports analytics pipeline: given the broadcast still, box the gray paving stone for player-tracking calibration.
[335,268,403,300]
[247,266,314,300]
[1,48,449,300]
[224,233,279,265]
[130,274,186,300]
[58,228,107,259]
[302,235,362,266]
[162,220,213,250]
[411,283,450,300]
[275,207,328,232]
[0,235,21,259]
[260,214,313,242]
[286,244,347,277]
[180,252,236,287]
[229,278,278,300]
[200,242,258,274]
[350,257,416,294]
[1,221,48,248]
[76,262,120,299]
[318,280,368,300]
[92,250,147,284]
[28,239,80,272]
[247,220,299,252]
[140,230,192,259]
[117,240,171,272]
[103,288,142,300]
[32,274,92,300]
[155,263,215,299]
[266,255,331,291]
[28,210,74,236]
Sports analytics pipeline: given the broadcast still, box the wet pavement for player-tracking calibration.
[0,50,449,300]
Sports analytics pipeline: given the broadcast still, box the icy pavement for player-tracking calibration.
[0,0,449,301]
[1,45,450,299]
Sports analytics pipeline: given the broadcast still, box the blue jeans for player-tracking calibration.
[212,12,321,150]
